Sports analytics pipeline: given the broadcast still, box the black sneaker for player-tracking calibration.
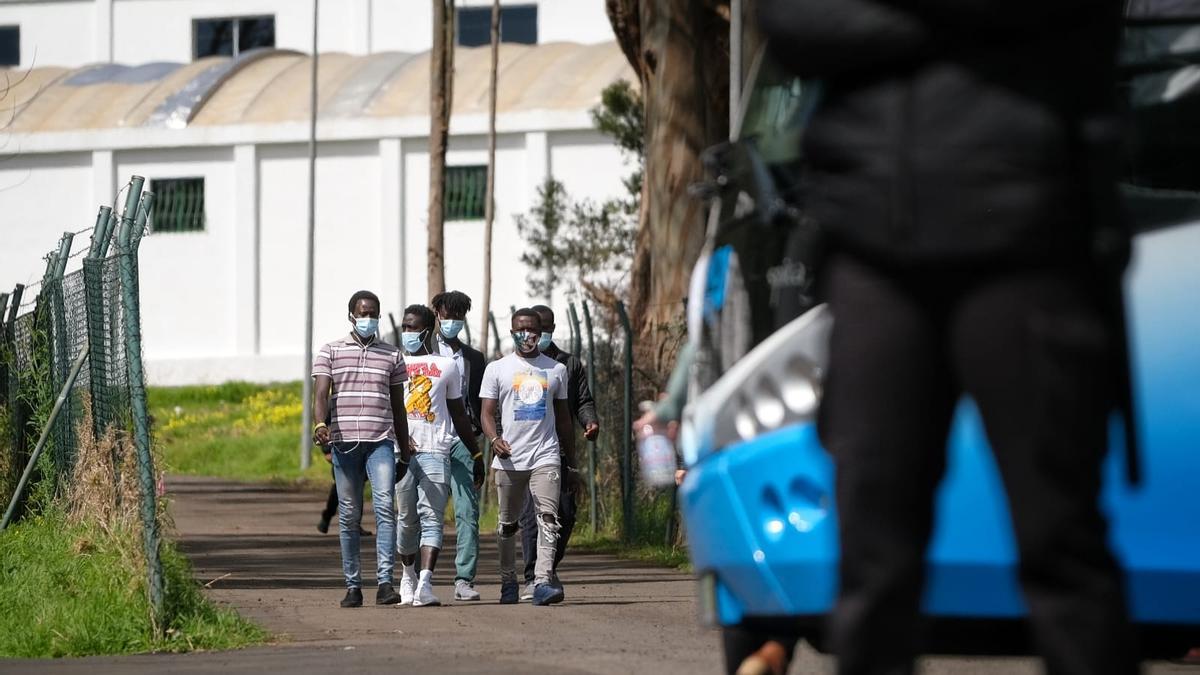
[340,588,363,608]
[376,582,402,605]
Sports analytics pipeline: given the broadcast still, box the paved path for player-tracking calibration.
[2,476,1191,674]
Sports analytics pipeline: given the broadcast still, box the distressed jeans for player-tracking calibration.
[396,452,451,553]
[331,439,397,589]
[495,464,561,585]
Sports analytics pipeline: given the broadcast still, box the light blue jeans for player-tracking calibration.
[396,452,451,554]
[331,439,396,589]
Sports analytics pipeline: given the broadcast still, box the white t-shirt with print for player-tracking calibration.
[402,353,463,455]
[480,352,568,472]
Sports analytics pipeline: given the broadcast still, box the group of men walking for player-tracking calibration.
[311,289,598,608]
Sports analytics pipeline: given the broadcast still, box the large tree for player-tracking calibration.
[605,0,731,369]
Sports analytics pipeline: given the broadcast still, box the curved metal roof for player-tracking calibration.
[3,42,633,133]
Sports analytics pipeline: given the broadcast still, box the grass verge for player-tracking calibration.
[150,381,329,487]
[0,508,266,657]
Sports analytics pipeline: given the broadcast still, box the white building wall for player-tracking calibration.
[0,152,93,287]
[0,0,94,69]
[0,0,615,69]
[113,147,237,378]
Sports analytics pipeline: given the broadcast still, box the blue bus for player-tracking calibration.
[678,6,1200,667]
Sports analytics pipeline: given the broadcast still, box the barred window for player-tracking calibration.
[149,178,206,233]
[445,166,488,221]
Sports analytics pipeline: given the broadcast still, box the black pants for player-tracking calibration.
[520,461,578,584]
[820,252,1135,675]
[321,468,338,522]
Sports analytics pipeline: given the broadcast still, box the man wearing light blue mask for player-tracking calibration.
[431,290,487,601]
[394,304,481,607]
[312,290,409,608]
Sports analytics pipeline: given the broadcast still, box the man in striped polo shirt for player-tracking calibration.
[313,290,410,608]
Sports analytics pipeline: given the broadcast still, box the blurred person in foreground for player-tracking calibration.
[758,1,1136,674]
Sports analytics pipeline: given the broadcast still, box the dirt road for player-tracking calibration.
[3,477,1190,675]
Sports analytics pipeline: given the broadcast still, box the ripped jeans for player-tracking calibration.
[494,464,561,585]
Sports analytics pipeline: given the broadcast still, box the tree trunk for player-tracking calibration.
[606,0,730,375]
[480,0,500,357]
[427,0,455,298]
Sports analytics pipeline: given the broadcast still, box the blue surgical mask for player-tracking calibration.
[439,319,464,339]
[401,330,427,353]
[353,317,378,338]
[537,332,553,351]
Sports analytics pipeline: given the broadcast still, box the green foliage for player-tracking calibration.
[150,381,329,486]
[591,80,645,160]
[0,509,265,657]
[514,179,571,300]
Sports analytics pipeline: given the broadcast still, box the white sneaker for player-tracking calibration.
[454,579,481,601]
[413,571,440,607]
[398,565,417,605]
[520,581,536,601]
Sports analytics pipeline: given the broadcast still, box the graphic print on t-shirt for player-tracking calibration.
[405,360,444,423]
[512,369,548,421]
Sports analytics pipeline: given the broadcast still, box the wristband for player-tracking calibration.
[489,436,500,445]
[313,422,328,431]
[471,452,483,461]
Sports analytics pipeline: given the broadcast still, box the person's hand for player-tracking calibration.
[313,423,331,446]
[472,456,485,490]
[633,408,658,435]
[491,437,513,459]
[674,469,687,487]
[322,450,333,465]
[584,422,600,441]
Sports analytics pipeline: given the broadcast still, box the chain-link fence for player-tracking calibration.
[0,176,163,630]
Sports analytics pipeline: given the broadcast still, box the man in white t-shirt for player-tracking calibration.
[480,307,577,606]
[395,304,482,607]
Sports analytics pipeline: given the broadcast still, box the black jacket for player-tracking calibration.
[543,342,599,430]
[459,342,486,435]
[758,0,1124,267]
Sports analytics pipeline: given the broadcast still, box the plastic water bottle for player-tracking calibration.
[638,424,677,487]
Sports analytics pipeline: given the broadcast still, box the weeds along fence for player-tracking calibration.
[0,176,165,629]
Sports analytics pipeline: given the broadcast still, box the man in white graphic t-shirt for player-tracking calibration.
[395,304,481,607]
[480,308,577,606]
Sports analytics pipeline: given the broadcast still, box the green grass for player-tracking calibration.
[0,509,266,657]
[569,530,692,570]
[150,381,329,486]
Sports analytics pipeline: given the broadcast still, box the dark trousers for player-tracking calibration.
[820,252,1135,675]
[520,461,577,584]
[321,468,338,522]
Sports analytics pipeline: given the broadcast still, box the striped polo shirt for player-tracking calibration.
[312,334,408,443]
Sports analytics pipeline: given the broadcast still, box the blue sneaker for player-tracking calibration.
[499,580,520,604]
[531,582,564,606]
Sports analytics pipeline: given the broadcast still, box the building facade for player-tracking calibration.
[0,5,636,385]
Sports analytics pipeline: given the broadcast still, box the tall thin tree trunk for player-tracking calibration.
[427,0,455,298]
[480,0,500,357]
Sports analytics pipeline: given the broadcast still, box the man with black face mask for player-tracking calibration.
[480,308,578,606]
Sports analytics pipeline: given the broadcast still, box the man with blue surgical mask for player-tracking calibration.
[516,304,598,600]
[394,304,481,607]
[312,290,410,608]
[431,290,487,601]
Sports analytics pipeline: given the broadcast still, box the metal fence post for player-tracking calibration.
[5,284,25,461]
[488,311,501,357]
[115,176,164,632]
[615,300,634,544]
[83,207,112,441]
[49,233,75,479]
[581,301,598,534]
